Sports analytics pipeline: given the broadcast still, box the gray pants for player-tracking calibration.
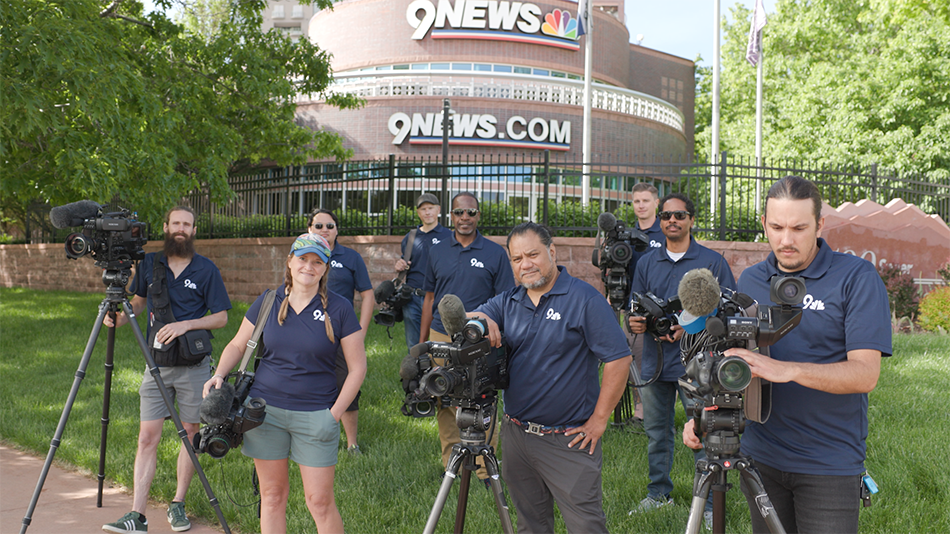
[501,417,608,534]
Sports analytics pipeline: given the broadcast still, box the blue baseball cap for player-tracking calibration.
[291,233,331,262]
[678,309,715,335]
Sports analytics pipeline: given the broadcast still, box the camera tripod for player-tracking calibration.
[684,421,785,534]
[423,397,514,534]
[19,265,230,534]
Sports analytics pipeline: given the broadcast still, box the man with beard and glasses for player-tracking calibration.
[626,193,736,529]
[470,222,631,533]
[420,191,514,488]
[103,206,230,533]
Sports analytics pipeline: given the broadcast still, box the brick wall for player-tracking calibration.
[1,237,770,305]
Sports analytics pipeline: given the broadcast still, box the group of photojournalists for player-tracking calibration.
[53,174,891,534]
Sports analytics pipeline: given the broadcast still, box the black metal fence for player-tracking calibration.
[24,152,950,243]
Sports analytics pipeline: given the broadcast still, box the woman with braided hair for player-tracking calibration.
[204,233,366,533]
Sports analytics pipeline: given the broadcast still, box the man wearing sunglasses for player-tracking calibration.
[394,193,453,351]
[420,191,514,486]
[626,193,736,527]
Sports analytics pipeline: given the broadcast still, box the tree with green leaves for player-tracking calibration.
[1,0,361,232]
[695,0,950,181]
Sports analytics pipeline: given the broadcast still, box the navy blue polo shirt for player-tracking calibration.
[424,231,515,335]
[738,238,892,475]
[134,252,232,340]
[626,217,665,302]
[475,267,630,426]
[245,286,361,411]
[401,224,453,289]
[629,238,737,383]
[326,244,372,307]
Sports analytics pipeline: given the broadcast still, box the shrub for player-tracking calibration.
[918,286,950,333]
[937,262,950,285]
[878,264,919,320]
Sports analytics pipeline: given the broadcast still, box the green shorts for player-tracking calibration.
[139,357,210,423]
[242,405,340,468]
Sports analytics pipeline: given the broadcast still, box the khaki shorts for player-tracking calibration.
[139,357,211,423]
[242,405,340,468]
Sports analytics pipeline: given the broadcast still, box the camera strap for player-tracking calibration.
[237,289,277,373]
[397,229,418,285]
[150,252,176,324]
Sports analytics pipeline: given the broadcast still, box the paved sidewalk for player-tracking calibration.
[0,445,224,534]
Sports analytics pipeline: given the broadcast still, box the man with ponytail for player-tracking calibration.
[204,233,367,533]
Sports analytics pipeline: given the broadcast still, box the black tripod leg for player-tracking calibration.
[424,446,468,534]
[685,466,715,534]
[123,300,232,534]
[479,449,515,534]
[97,312,118,507]
[453,465,472,534]
[20,301,110,534]
[738,465,786,534]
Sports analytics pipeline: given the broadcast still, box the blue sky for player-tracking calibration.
[143,0,777,66]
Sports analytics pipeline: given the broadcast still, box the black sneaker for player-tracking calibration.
[102,512,147,533]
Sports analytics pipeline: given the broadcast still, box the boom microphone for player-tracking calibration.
[374,279,396,304]
[199,381,235,425]
[597,212,618,233]
[438,294,468,338]
[678,268,722,318]
[49,200,101,229]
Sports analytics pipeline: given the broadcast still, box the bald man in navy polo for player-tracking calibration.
[473,222,631,533]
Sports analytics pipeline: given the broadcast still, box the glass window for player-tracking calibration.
[551,71,566,78]
[272,5,284,18]
[292,5,303,18]
[430,63,450,70]
[376,65,391,71]
[568,73,582,80]
[533,68,549,76]
[411,63,428,70]
[494,65,512,73]
[474,64,492,71]
[393,64,409,70]
[452,63,472,70]
[513,66,531,74]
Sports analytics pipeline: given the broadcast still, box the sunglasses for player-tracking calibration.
[451,208,479,217]
[659,210,691,221]
[310,223,336,230]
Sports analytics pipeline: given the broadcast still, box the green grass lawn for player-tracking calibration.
[2,287,948,533]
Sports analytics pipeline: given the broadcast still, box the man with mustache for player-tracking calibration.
[684,176,891,533]
[626,193,736,529]
[103,206,230,533]
[420,191,514,488]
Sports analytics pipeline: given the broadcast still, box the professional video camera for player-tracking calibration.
[193,374,267,459]
[373,278,415,327]
[50,200,148,269]
[398,296,508,421]
[675,269,805,437]
[591,212,650,309]
[630,291,682,338]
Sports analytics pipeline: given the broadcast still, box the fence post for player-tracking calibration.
[208,184,214,239]
[388,154,396,236]
[719,151,728,241]
[870,163,878,203]
[285,167,292,237]
[542,149,550,226]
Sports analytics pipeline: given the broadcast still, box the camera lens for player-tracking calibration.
[422,368,462,397]
[65,233,92,259]
[415,401,435,417]
[716,356,752,392]
[606,242,633,264]
[462,318,487,344]
[770,276,806,306]
[205,436,232,459]
[245,398,266,420]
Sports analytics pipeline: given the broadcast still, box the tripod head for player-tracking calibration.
[454,392,498,447]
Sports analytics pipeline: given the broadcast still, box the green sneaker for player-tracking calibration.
[102,512,147,533]
[167,502,191,532]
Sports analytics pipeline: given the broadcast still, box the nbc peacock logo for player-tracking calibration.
[541,9,579,40]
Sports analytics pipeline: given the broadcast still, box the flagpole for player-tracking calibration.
[581,0,593,206]
[754,47,764,215]
[711,0,721,218]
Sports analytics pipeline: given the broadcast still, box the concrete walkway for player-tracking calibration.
[0,445,224,534]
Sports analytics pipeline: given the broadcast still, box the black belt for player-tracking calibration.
[505,414,576,436]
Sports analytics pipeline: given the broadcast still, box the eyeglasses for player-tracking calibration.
[451,208,479,217]
[659,211,691,221]
[310,223,336,230]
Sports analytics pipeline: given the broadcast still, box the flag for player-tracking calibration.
[745,0,767,66]
[577,0,588,37]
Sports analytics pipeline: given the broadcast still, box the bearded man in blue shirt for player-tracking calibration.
[684,175,891,533]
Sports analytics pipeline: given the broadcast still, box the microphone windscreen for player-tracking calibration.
[199,381,235,425]
[374,279,396,304]
[49,200,101,229]
[678,268,721,318]
[597,212,617,233]
[409,342,430,359]
[438,294,468,337]
[399,352,422,380]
